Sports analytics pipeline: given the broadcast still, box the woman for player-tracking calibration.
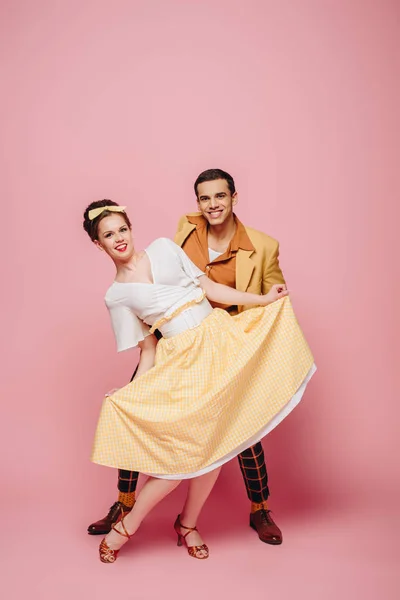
[83,200,315,563]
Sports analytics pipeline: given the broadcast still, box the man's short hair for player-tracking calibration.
[194,169,236,197]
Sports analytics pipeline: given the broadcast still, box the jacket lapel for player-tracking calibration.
[236,248,255,292]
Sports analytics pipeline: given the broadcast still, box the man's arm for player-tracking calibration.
[262,242,286,295]
[199,276,288,307]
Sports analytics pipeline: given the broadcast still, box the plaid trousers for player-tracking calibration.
[117,345,270,503]
[118,443,269,503]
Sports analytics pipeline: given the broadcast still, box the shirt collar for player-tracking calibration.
[186,213,255,252]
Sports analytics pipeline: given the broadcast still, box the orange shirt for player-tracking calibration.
[181,214,255,311]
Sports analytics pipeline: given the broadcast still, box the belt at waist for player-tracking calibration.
[150,293,213,338]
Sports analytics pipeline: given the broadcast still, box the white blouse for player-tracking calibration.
[105,238,206,352]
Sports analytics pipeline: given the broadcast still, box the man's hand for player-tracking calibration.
[261,284,289,306]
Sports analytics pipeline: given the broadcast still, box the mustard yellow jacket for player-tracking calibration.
[174,214,286,313]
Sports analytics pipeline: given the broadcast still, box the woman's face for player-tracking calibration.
[95,214,134,261]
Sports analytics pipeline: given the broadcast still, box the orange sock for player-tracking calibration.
[118,491,136,509]
[251,501,268,513]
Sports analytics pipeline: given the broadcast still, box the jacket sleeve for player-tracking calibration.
[262,241,286,294]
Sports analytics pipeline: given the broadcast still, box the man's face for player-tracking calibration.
[196,179,238,226]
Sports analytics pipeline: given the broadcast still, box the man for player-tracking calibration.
[88,168,285,544]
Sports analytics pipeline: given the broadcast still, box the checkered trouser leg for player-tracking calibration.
[237,442,270,503]
[118,469,139,493]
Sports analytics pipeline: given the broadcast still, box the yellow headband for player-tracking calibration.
[88,205,127,221]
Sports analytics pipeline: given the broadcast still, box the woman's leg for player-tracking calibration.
[177,467,221,557]
[105,476,181,550]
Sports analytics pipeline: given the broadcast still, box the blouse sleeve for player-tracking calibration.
[165,239,205,283]
[106,299,151,352]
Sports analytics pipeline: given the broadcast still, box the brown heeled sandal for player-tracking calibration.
[174,515,209,560]
[99,517,132,563]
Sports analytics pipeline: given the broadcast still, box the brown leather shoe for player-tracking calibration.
[87,502,132,535]
[250,509,283,545]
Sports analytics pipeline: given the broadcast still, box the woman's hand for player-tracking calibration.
[261,284,289,306]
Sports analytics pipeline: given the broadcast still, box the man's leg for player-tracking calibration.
[87,470,139,535]
[237,442,283,544]
[117,469,139,509]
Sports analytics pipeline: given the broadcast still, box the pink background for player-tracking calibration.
[1,1,398,598]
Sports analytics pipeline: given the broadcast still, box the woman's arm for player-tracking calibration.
[106,334,157,396]
[133,334,158,379]
[199,276,288,307]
